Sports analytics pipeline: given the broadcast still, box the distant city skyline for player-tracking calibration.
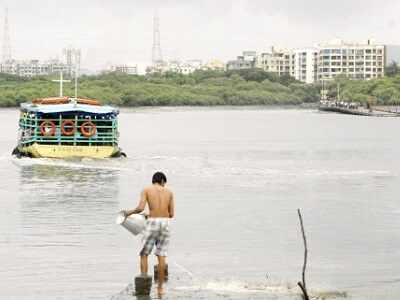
[3,0,400,70]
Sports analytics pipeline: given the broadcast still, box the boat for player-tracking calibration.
[12,96,126,158]
[318,82,400,117]
[319,100,400,117]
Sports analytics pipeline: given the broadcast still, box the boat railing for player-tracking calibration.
[18,116,118,146]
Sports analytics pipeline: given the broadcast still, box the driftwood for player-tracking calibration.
[297,208,310,300]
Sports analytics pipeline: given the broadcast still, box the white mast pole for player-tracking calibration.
[60,71,63,97]
[73,49,80,100]
[52,71,70,98]
[74,64,78,99]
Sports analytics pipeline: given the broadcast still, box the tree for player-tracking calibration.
[385,61,399,77]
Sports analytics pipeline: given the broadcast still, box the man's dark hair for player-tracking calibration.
[152,172,167,184]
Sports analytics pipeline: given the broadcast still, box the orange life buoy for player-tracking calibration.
[61,120,75,136]
[80,121,96,137]
[39,120,56,136]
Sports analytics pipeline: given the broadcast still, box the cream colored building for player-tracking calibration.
[317,39,385,81]
[256,47,295,76]
[203,59,225,71]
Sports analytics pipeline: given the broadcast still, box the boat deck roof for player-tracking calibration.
[21,103,119,116]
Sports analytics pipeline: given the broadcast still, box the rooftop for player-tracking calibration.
[21,102,119,115]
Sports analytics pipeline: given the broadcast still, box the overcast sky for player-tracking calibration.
[4,0,400,70]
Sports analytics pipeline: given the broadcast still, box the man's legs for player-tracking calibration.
[156,255,166,294]
[140,255,148,275]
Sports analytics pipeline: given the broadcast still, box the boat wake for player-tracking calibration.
[11,156,130,172]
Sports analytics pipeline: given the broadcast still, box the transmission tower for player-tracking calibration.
[152,10,163,65]
[2,7,11,63]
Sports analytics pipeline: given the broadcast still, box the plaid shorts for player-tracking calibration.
[140,218,170,257]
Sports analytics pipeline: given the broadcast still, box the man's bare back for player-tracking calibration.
[143,184,174,218]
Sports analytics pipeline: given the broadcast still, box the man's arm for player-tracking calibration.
[168,192,175,218]
[125,190,147,216]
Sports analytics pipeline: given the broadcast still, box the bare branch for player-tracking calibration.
[297,208,310,300]
[297,282,310,300]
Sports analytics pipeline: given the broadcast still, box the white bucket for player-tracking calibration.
[116,212,146,235]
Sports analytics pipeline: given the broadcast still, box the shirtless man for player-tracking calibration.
[124,172,175,297]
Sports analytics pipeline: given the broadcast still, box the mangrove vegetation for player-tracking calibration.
[0,68,399,107]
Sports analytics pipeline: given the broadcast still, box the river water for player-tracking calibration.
[0,107,399,300]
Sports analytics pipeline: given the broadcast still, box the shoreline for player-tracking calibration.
[0,102,320,110]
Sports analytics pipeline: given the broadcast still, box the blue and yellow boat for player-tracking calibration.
[12,97,126,158]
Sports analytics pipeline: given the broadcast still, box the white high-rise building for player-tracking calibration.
[317,39,385,81]
[294,49,318,84]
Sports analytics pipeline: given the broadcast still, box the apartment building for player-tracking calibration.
[110,64,138,75]
[226,51,257,70]
[0,59,72,77]
[293,49,318,84]
[256,47,295,76]
[317,39,385,81]
[146,59,204,74]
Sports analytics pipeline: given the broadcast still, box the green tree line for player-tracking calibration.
[0,69,319,107]
[0,67,399,107]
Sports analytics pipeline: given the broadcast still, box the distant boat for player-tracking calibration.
[12,97,126,158]
[318,82,400,117]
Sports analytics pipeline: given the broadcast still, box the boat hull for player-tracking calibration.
[18,143,120,159]
[319,106,400,117]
